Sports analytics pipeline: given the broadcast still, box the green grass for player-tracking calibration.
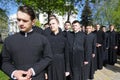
[0,43,10,80]
[0,71,9,80]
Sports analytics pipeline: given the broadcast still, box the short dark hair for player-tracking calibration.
[65,21,71,25]
[101,26,106,28]
[17,5,35,20]
[49,18,59,24]
[109,24,115,27]
[72,20,81,25]
[48,14,57,22]
[44,23,49,25]
[49,15,56,19]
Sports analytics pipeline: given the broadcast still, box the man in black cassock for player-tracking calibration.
[1,5,52,80]
[93,24,105,70]
[107,25,118,65]
[45,18,70,80]
[63,21,72,37]
[101,26,109,66]
[62,21,72,80]
[117,32,120,55]
[43,15,57,36]
[67,20,87,80]
[84,25,96,79]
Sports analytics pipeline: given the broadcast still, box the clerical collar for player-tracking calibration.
[86,32,91,35]
[74,30,80,33]
[20,29,33,37]
[65,30,69,32]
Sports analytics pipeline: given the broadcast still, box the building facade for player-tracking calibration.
[8,12,77,35]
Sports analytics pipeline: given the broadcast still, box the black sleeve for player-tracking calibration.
[92,35,96,54]
[84,35,88,61]
[32,37,53,75]
[1,40,17,77]
[64,39,70,72]
[115,32,119,46]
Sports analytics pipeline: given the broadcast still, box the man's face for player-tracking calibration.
[110,25,114,31]
[49,19,59,32]
[72,23,81,32]
[64,23,71,30]
[102,27,106,32]
[86,26,92,33]
[96,24,100,30]
[17,11,35,32]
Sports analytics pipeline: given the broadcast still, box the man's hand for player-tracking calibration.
[25,68,33,79]
[13,70,28,80]
[92,54,95,58]
[65,72,70,76]
[84,61,88,65]
[45,73,48,79]
[96,43,102,47]
[115,46,118,49]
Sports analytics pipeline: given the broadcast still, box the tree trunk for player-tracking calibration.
[47,11,52,22]
[67,11,71,21]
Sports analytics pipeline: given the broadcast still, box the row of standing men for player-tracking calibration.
[0,5,118,80]
[33,14,118,80]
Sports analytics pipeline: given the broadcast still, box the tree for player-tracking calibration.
[0,8,8,33]
[92,0,120,30]
[64,0,81,21]
[80,0,93,26]
[15,0,78,21]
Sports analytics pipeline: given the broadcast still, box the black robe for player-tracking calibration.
[93,30,105,69]
[67,31,86,80]
[103,32,109,65]
[32,26,43,34]
[107,30,118,65]
[62,30,72,80]
[43,27,51,36]
[45,31,70,80]
[1,30,52,80]
[84,32,96,79]
[117,32,120,55]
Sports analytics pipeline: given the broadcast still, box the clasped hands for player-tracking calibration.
[13,68,33,80]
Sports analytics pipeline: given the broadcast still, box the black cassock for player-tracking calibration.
[107,30,118,65]
[67,31,86,80]
[45,31,70,80]
[43,27,51,36]
[1,30,52,80]
[103,32,109,65]
[32,26,43,34]
[84,33,96,79]
[62,30,72,80]
[117,32,120,55]
[93,30,105,69]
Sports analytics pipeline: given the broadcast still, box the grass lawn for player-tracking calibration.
[0,43,10,80]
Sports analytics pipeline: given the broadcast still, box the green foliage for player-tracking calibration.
[15,0,77,20]
[0,8,8,33]
[16,0,64,14]
[35,19,41,27]
[80,0,93,26]
[92,0,120,30]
